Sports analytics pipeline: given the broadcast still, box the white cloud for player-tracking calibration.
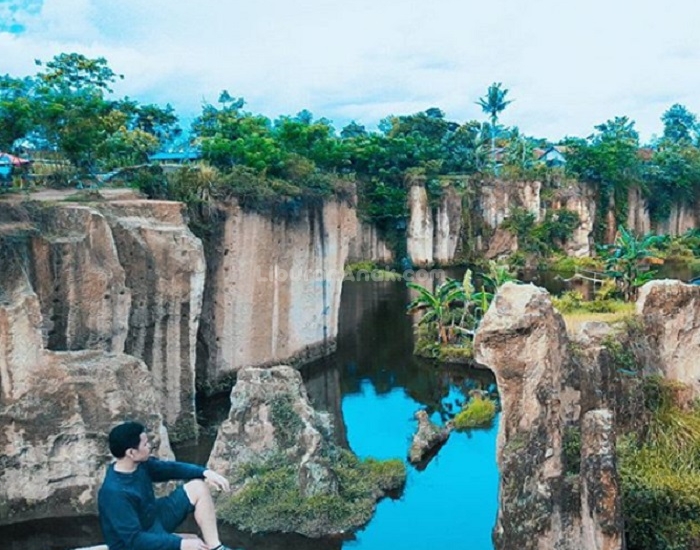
[4,0,700,141]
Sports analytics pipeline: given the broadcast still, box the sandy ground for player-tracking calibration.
[0,186,144,202]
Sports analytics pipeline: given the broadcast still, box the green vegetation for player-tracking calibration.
[344,261,403,282]
[453,395,497,430]
[562,427,581,476]
[218,450,406,535]
[501,206,580,258]
[270,395,305,449]
[5,52,700,265]
[408,263,517,360]
[620,377,700,550]
[597,225,664,301]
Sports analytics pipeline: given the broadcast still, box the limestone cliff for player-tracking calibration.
[406,185,434,266]
[197,199,357,386]
[0,239,172,524]
[406,184,463,266]
[0,199,204,439]
[406,179,566,265]
[637,280,700,395]
[100,201,205,439]
[550,182,597,257]
[347,221,393,265]
[656,202,699,236]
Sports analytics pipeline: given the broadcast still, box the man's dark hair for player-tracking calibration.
[108,421,145,458]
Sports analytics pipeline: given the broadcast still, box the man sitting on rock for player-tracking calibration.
[98,421,234,550]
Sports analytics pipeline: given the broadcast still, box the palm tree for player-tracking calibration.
[477,82,513,174]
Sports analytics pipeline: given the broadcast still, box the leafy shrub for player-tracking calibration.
[552,291,584,313]
[562,427,581,476]
[453,396,497,430]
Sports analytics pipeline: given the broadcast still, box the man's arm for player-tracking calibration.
[144,458,231,491]
[144,457,206,482]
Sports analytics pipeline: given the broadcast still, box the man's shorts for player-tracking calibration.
[149,485,196,534]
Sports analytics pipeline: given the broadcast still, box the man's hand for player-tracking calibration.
[180,536,208,550]
[204,469,230,492]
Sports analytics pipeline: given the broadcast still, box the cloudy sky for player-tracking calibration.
[2,0,699,142]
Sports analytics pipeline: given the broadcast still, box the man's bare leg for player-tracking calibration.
[184,479,222,548]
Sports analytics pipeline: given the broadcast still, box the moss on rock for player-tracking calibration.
[218,449,406,537]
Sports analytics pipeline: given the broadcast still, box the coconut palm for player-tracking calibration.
[477,82,513,174]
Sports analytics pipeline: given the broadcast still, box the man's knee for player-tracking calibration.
[183,478,210,504]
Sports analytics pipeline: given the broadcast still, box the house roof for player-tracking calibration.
[0,152,32,166]
[148,151,201,162]
[637,147,654,160]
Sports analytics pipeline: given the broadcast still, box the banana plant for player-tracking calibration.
[598,225,663,301]
[407,278,466,344]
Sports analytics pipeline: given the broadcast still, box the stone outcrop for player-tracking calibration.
[656,202,699,237]
[100,201,205,438]
[637,280,700,395]
[197,199,356,385]
[28,205,131,353]
[626,186,650,236]
[408,409,451,467]
[0,350,173,525]
[406,183,463,266]
[550,182,597,257]
[407,185,434,266]
[474,283,623,550]
[462,179,545,260]
[480,180,542,229]
[580,409,623,550]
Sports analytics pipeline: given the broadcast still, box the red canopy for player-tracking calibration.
[0,153,31,166]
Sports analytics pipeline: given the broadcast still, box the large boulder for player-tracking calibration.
[208,365,406,537]
[207,366,334,487]
[0,350,171,524]
[637,280,700,396]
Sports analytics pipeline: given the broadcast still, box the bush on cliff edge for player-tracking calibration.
[620,376,700,550]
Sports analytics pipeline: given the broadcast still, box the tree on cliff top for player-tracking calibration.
[477,82,513,174]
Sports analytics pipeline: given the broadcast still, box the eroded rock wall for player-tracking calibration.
[474,283,623,550]
[347,221,393,265]
[197,199,357,386]
[551,182,597,257]
[656,203,699,236]
[407,185,434,266]
[406,184,463,266]
[100,201,205,439]
[0,200,204,439]
[637,280,700,395]
[0,239,172,524]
